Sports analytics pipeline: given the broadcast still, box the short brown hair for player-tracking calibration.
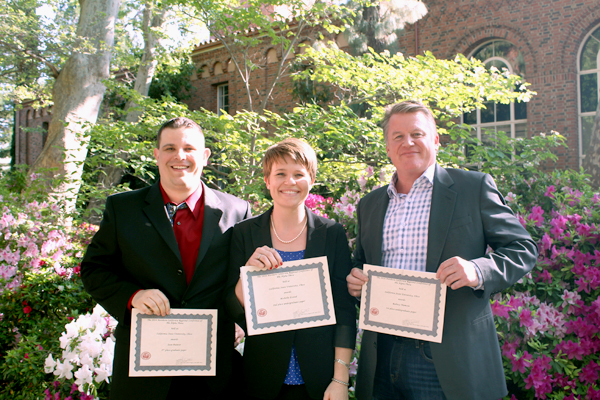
[156,117,204,148]
[380,101,436,145]
[263,138,317,181]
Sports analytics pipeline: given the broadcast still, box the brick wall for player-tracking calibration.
[13,102,52,166]
[186,26,346,116]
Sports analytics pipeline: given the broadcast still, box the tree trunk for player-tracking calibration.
[123,2,166,123]
[31,0,120,211]
[85,2,166,223]
[582,100,600,189]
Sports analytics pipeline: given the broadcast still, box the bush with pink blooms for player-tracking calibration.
[490,170,600,400]
[0,169,98,400]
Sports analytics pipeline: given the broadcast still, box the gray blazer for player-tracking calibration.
[353,165,538,400]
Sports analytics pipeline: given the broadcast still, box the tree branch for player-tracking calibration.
[0,39,61,79]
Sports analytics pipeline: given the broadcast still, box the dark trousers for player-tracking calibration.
[373,334,446,400]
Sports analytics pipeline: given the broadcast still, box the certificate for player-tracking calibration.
[359,264,446,343]
[241,256,336,335]
[129,309,217,376]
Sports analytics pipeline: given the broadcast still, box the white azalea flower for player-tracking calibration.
[53,359,74,380]
[74,364,93,389]
[79,353,94,369]
[94,364,111,383]
[44,354,56,373]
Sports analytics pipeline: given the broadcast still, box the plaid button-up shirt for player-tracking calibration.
[382,164,435,271]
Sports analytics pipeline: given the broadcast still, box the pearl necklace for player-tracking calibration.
[270,215,307,244]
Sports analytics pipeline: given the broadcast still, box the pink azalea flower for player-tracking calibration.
[540,233,552,252]
[544,185,555,198]
[491,301,510,319]
[549,225,564,239]
[528,206,544,227]
[555,340,586,360]
[524,355,553,399]
[502,340,519,358]
[535,270,552,284]
[580,361,600,385]
[587,387,600,400]
[519,308,534,328]
[507,296,525,310]
[511,351,532,373]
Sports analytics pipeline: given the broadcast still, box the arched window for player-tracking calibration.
[463,40,528,150]
[578,25,600,165]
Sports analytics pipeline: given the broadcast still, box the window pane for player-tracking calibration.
[464,110,477,125]
[515,123,527,138]
[496,103,510,121]
[493,40,514,59]
[580,36,600,71]
[481,102,495,123]
[514,51,526,76]
[496,124,511,136]
[515,101,527,120]
[481,127,496,145]
[581,115,595,155]
[580,74,598,113]
[486,59,509,70]
[473,43,494,62]
[593,27,600,42]
[217,84,229,116]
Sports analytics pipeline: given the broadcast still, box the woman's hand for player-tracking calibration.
[235,246,283,306]
[323,380,348,400]
[246,246,283,270]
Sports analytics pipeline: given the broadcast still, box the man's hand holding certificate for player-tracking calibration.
[358,264,447,343]
[240,256,336,335]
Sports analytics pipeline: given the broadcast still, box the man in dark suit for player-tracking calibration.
[81,117,251,400]
[347,101,538,400]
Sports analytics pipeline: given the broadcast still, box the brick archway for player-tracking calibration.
[448,23,537,78]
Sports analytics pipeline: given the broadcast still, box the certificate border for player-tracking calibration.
[132,312,214,373]
[246,261,331,331]
[362,270,443,338]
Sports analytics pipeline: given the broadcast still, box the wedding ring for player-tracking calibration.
[257,254,262,261]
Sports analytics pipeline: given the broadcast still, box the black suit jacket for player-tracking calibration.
[224,208,356,399]
[81,181,251,400]
[353,165,538,400]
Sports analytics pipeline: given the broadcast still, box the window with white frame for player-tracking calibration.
[578,25,600,166]
[217,83,229,116]
[462,40,528,157]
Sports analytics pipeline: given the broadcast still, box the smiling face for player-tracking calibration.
[265,156,315,211]
[153,126,210,201]
[386,111,439,191]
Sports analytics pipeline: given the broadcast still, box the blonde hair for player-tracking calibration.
[263,138,317,181]
[381,101,436,145]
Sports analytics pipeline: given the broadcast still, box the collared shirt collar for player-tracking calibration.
[387,163,436,198]
[159,182,203,213]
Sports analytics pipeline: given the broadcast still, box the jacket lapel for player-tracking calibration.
[143,183,181,262]
[304,207,326,259]
[371,188,390,266]
[251,209,274,248]
[196,182,222,267]
[426,165,456,273]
